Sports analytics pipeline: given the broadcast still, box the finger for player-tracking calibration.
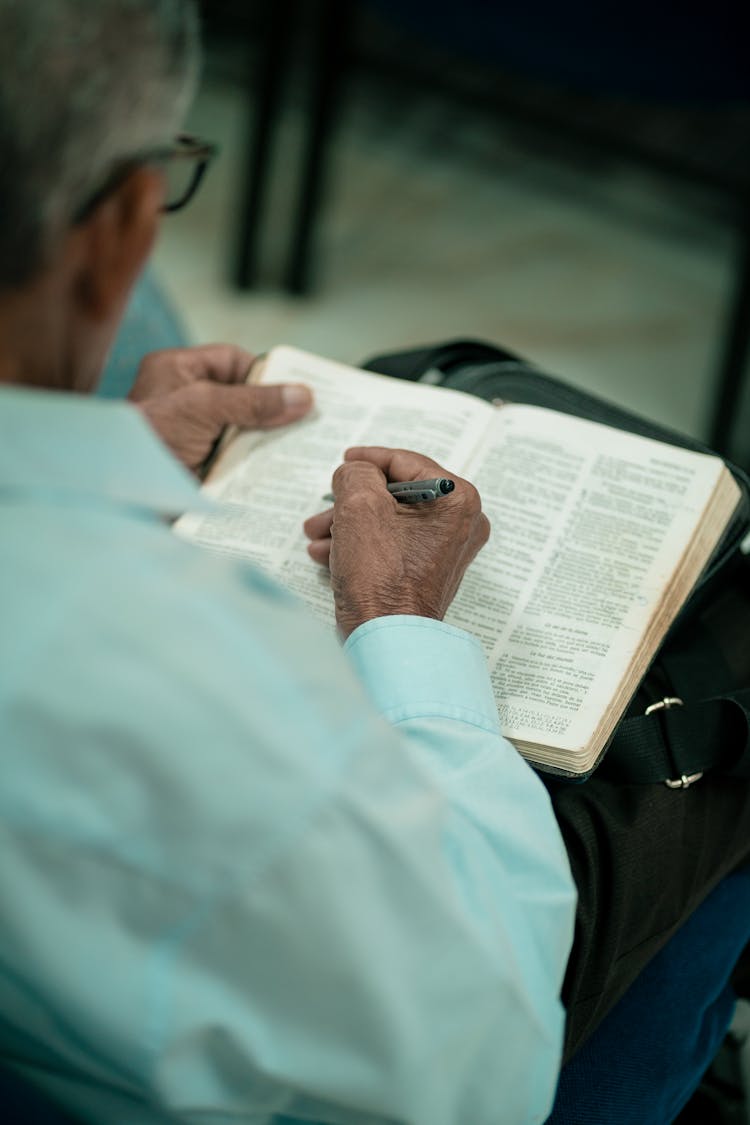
[198,382,314,429]
[134,345,257,392]
[331,459,390,503]
[303,507,334,541]
[343,446,450,483]
[307,538,332,567]
[185,344,257,384]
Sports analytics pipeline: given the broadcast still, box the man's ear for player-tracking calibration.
[72,165,164,322]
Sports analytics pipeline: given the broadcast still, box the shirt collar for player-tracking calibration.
[0,385,209,517]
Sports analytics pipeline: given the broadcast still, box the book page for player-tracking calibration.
[449,405,734,755]
[176,347,493,621]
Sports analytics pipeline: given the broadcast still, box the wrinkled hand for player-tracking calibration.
[129,345,313,472]
[304,447,490,638]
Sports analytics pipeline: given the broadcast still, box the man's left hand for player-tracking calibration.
[129,345,313,473]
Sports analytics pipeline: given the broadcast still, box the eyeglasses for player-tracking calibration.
[73,133,218,223]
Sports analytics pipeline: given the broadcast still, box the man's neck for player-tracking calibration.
[0,272,62,390]
[0,269,90,392]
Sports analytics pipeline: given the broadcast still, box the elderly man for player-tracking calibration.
[0,2,576,1122]
[2,3,750,1124]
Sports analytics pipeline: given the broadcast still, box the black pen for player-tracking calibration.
[323,478,455,504]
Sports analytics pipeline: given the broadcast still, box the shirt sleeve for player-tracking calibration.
[344,613,576,936]
[1,526,576,1125]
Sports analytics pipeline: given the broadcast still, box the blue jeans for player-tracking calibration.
[547,867,750,1124]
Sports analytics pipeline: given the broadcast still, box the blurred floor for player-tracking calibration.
[153,45,747,452]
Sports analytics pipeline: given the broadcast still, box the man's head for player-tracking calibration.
[0,0,199,392]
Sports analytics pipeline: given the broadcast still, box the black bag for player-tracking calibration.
[363,339,750,788]
[364,340,750,1060]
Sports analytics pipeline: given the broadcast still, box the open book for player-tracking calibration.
[176,346,742,777]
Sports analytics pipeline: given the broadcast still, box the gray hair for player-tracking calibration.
[0,0,199,288]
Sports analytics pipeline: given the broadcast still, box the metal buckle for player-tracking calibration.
[643,697,704,789]
[664,773,704,790]
[644,696,684,716]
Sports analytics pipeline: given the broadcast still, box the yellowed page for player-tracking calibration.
[450,406,738,762]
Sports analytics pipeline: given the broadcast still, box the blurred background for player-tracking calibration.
[151,0,750,468]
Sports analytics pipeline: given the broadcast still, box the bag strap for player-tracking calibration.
[602,689,750,785]
[362,338,521,381]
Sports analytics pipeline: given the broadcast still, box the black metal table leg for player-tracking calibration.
[709,202,750,456]
[284,0,352,294]
[235,0,299,289]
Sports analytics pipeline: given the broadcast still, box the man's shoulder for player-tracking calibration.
[0,493,370,889]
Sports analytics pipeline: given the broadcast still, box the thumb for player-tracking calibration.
[203,382,314,429]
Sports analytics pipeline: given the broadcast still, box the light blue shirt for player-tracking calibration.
[0,387,576,1125]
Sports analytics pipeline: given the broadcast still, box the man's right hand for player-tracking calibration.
[303,446,490,638]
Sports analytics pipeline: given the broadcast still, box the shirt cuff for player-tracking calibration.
[344,615,501,734]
